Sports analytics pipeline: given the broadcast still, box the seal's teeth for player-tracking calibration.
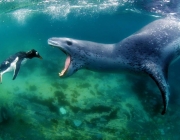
[59,72,63,77]
[59,69,66,77]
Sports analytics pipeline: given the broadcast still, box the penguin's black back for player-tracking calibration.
[0,52,26,72]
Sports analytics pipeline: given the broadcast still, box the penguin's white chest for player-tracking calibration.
[1,57,19,75]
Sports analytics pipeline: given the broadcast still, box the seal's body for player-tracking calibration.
[0,49,42,83]
[48,18,180,115]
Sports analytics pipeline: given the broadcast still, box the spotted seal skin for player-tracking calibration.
[48,18,180,115]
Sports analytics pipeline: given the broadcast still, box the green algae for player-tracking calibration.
[29,85,37,92]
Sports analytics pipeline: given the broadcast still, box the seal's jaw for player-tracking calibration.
[48,37,79,77]
[48,38,60,47]
[59,55,71,77]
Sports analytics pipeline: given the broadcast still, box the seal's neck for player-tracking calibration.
[84,43,127,72]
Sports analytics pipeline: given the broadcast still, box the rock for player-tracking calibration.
[59,107,67,115]
[94,133,103,140]
[73,119,82,127]
[159,129,165,135]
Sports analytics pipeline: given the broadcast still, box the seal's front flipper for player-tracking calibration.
[144,62,169,115]
[12,60,22,80]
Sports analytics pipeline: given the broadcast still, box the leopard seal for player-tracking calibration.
[48,18,180,115]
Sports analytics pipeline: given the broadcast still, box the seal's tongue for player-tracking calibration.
[59,56,70,77]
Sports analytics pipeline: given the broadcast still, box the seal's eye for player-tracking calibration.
[66,41,72,46]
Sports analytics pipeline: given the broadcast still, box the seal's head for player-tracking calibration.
[48,37,86,77]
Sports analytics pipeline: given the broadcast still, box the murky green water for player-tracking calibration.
[0,1,180,140]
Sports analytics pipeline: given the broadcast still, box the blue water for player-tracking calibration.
[0,1,180,140]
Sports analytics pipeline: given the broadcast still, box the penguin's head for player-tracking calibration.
[26,49,42,59]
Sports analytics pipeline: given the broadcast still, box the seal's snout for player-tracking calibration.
[48,38,60,47]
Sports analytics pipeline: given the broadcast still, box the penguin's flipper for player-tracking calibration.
[12,59,22,80]
[0,73,2,83]
[144,62,169,115]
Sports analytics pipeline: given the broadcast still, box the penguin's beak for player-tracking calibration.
[38,55,43,59]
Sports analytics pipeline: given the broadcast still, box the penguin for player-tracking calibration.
[0,49,42,83]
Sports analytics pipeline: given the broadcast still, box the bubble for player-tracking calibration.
[44,2,70,19]
[12,9,32,24]
[163,0,170,2]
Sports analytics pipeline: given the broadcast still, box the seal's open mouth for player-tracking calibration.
[48,38,71,77]
[59,55,70,76]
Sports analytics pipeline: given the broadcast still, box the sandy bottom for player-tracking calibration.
[0,54,180,140]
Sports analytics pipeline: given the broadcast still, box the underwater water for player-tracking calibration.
[1,0,180,139]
